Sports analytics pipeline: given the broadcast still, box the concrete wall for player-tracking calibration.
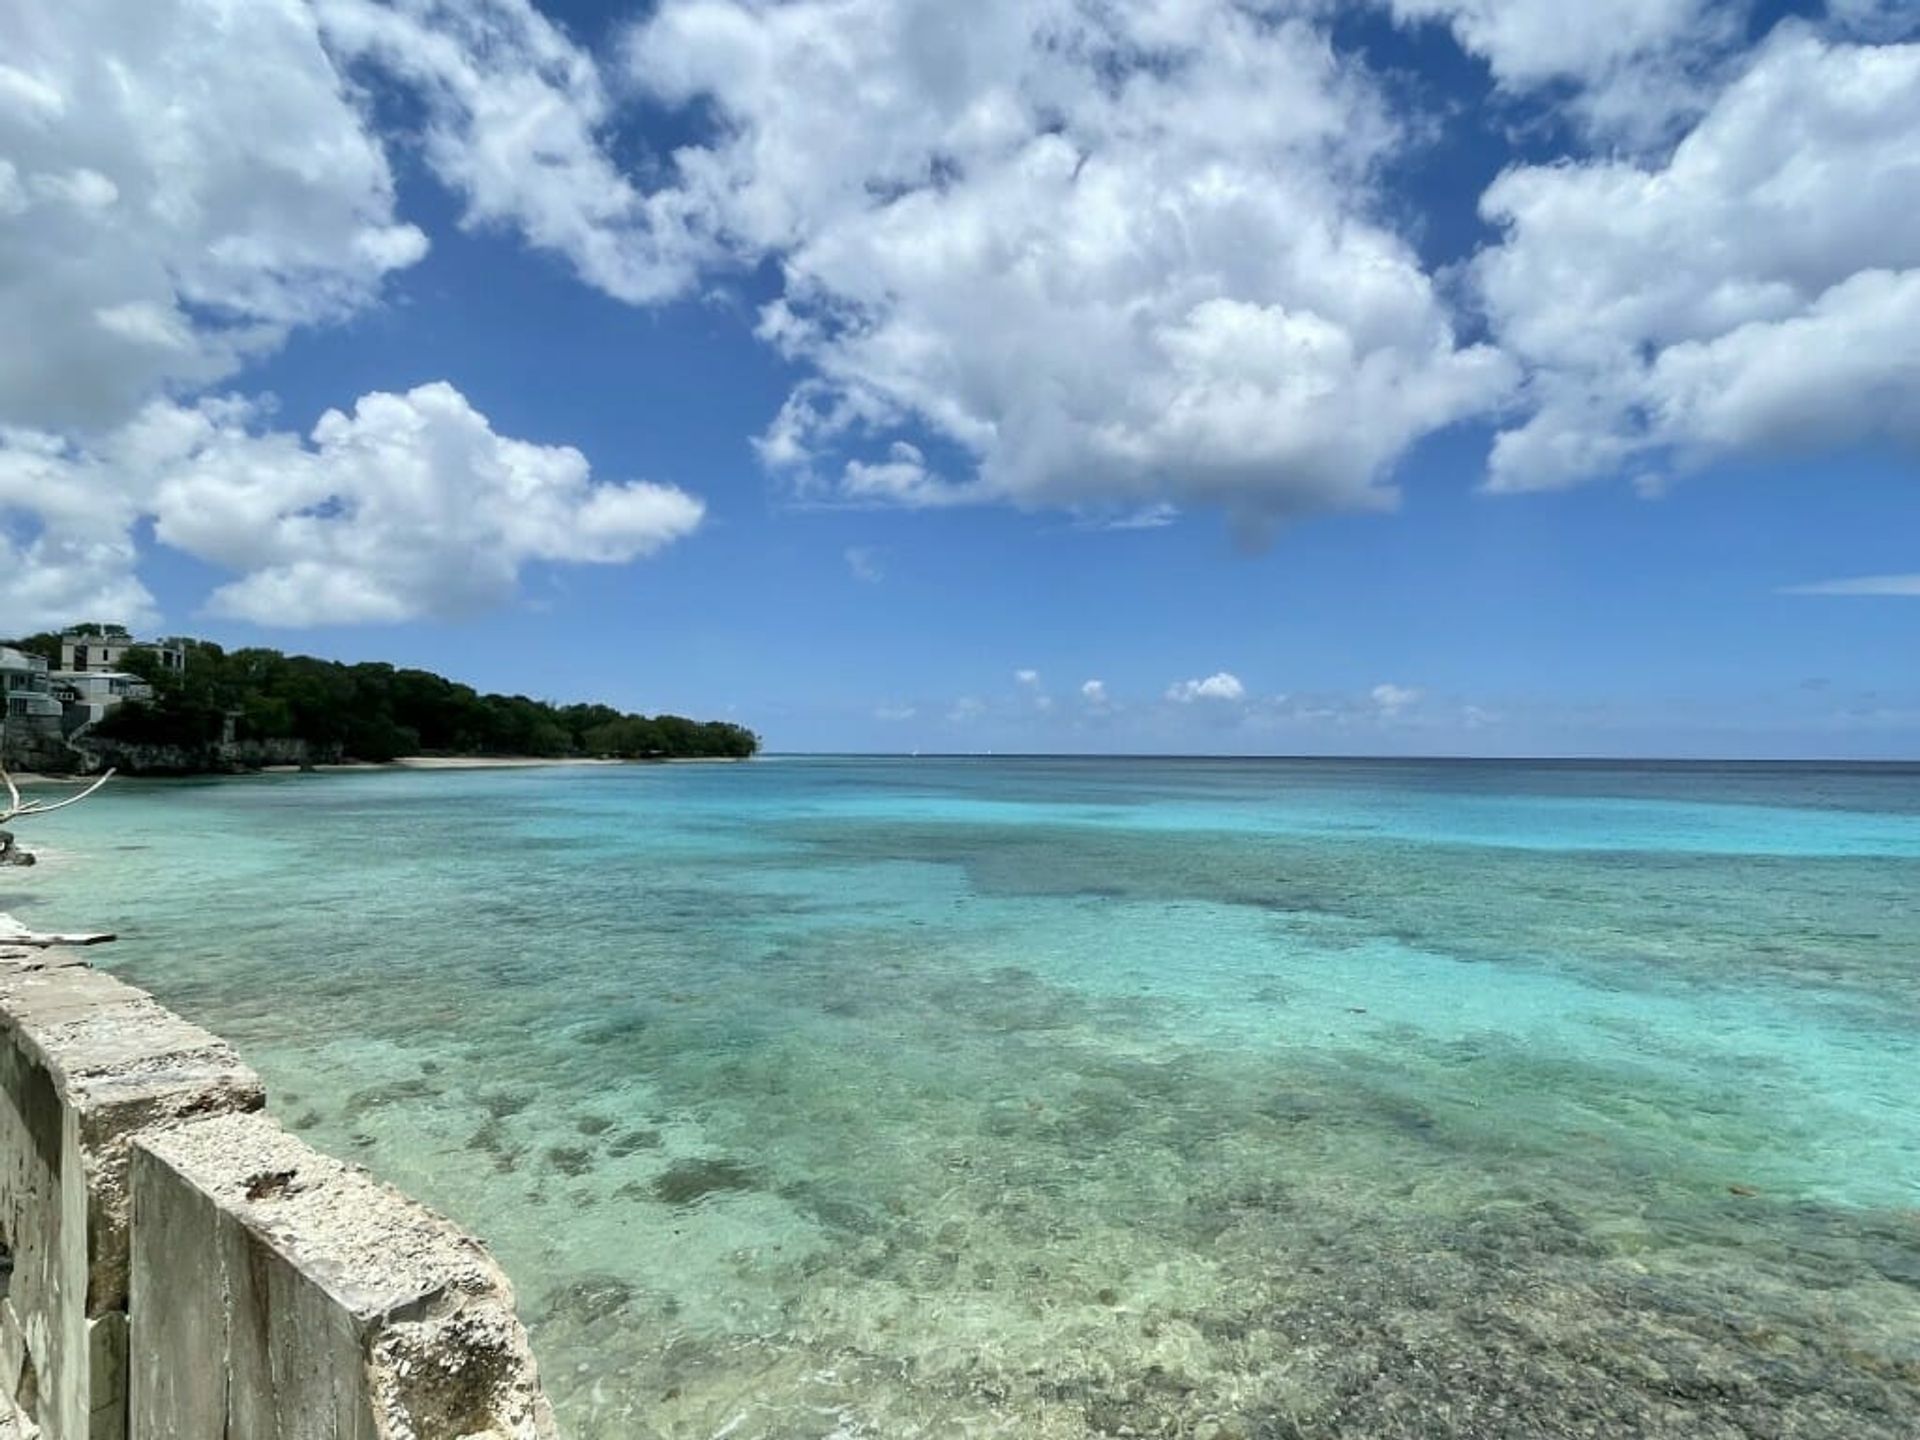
[0,945,556,1439]
[0,948,264,1440]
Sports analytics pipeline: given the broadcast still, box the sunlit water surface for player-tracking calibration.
[11,757,1920,1438]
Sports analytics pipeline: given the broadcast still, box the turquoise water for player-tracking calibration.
[9,756,1920,1438]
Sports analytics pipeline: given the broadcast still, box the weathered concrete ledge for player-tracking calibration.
[0,946,264,1440]
[0,946,556,1438]
[132,1113,555,1438]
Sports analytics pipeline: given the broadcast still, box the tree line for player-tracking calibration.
[4,632,759,762]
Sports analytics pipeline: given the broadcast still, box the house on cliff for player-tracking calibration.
[58,628,186,676]
[50,670,156,727]
[2,647,61,723]
[42,628,181,728]
[3,636,174,771]
[1,647,70,772]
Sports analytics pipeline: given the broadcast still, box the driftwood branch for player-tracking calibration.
[0,764,115,825]
[0,913,117,947]
[1,763,117,895]
[0,763,119,943]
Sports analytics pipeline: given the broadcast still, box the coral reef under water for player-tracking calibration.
[18,758,1919,1437]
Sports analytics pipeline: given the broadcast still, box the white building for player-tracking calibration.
[1,647,62,723]
[49,671,154,726]
[58,631,186,676]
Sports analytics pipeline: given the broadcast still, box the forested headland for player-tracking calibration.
[5,631,758,764]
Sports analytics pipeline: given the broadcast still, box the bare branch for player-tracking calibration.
[0,765,116,825]
[0,913,116,947]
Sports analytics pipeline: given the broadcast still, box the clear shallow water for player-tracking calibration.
[9,756,1920,1438]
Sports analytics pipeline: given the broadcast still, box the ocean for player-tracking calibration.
[12,756,1920,1437]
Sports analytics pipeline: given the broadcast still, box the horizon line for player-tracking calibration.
[760,751,1920,766]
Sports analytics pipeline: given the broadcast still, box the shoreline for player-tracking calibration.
[279,755,751,772]
[7,755,752,785]
[282,756,625,772]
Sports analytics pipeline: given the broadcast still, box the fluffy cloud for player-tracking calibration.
[834,442,961,508]
[1081,680,1109,706]
[307,0,1918,521]
[613,0,1510,532]
[1,383,702,629]
[1477,28,1920,492]
[1387,0,1712,82]
[1167,672,1246,703]
[0,0,724,627]
[315,0,705,303]
[0,529,156,635]
[0,0,426,434]
[0,424,157,629]
[1384,0,1738,141]
[14,0,1915,619]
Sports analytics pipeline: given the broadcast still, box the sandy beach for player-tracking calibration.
[273,755,745,773]
[395,756,627,770]
[10,756,748,784]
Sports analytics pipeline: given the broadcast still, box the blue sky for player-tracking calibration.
[3,0,1917,756]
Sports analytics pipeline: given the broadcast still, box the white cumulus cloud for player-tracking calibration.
[315,0,707,303]
[306,1,1920,521]
[0,421,158,629]
[614,0,1511,533]
[1477,28,1920,492]
[834,442,961,508]
[0,0,426,434]
[1167,672,1246,704]
[1,383,703,629]
[1081,680,1109,706]
[1385,0,1741,142]
[13,0,1916,615]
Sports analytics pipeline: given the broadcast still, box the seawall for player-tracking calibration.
[0,942,557,1438]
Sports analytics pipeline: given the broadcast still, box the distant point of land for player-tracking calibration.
[2,627,757,775]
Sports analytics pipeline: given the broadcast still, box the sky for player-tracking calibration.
[2,0,1917,757]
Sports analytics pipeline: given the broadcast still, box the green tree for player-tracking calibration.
[15,631,760,768]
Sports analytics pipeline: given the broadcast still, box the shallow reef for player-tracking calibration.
[26,757,1920,1438]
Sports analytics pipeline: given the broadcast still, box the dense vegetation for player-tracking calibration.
[5,631,758,762]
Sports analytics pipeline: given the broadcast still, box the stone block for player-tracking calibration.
[130,1112,555,1440]
[0,955,263,1440]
